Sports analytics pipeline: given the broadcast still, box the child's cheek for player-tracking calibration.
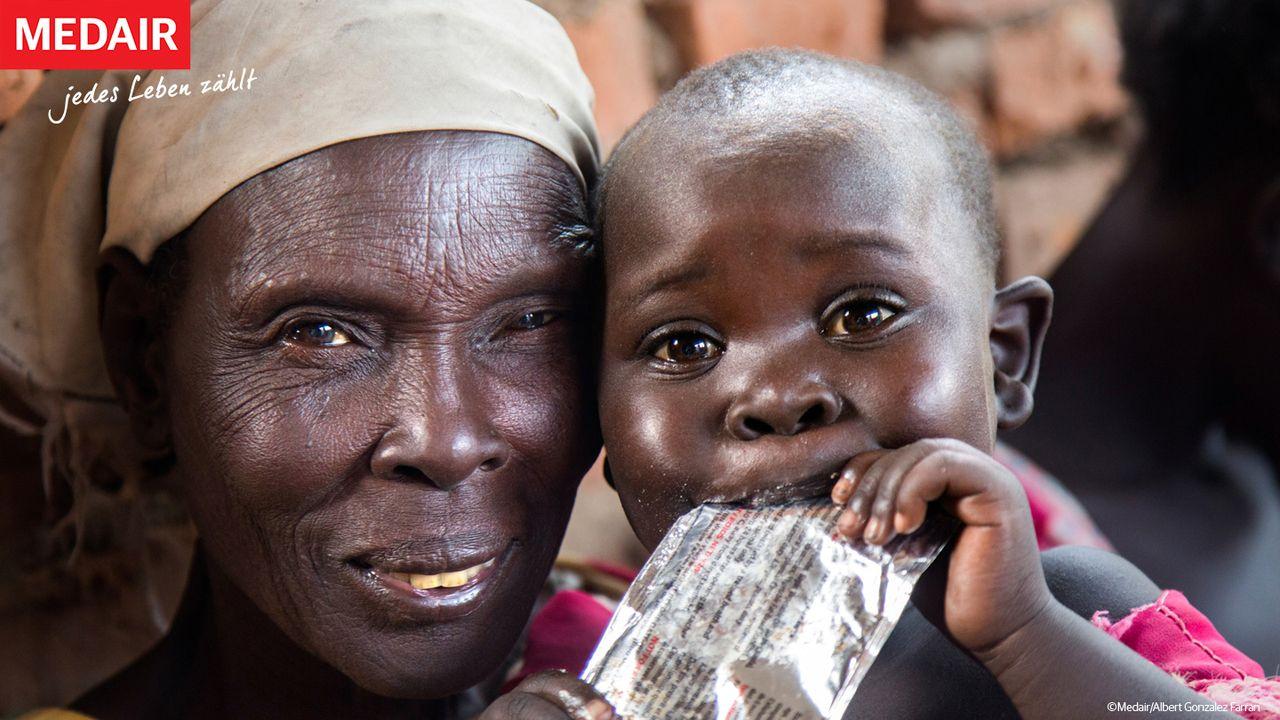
[608,417,697,550]
[600,385,691,526]
[615,478,689,550]
[874,339,995,450]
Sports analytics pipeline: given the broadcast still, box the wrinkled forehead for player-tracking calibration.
[183,131,586,301]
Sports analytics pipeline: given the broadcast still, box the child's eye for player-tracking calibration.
[652,332,724,364]
[822,300,899,337]
[507,310,560,331]
[284,320,353,348]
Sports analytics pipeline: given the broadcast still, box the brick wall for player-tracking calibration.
[536,0,1134,281]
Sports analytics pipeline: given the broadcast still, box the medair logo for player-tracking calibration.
[1,0,190,70]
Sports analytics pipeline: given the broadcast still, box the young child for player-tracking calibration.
[592,49,1266,719]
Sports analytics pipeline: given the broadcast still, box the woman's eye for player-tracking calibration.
[823,301,898,337]
[652,333,724,363]
[285,320,352,347]
[509,310,559,331]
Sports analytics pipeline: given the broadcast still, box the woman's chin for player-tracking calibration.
[299,561,540,700]
[333,625,520,699]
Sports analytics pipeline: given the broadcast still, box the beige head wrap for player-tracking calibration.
[0,0,597,643]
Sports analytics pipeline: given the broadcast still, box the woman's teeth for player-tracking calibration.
[387,559,494,590]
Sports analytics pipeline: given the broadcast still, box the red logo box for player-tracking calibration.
[0,0,190,70]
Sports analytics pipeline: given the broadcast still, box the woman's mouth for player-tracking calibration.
[345,542,514,621]
[380,558,496,592]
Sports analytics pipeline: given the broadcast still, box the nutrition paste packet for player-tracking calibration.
[582,498,956,719]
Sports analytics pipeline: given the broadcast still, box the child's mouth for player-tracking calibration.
[713,459,850,507]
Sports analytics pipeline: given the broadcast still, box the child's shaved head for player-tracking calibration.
[595,48,1054,549]
[600,48,1000,275]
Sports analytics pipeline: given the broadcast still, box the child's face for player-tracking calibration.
[600,130,1044,549]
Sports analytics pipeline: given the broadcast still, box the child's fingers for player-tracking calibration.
[876,440,977,535]
[849,452,895,524]
[891,462,951,536]
[834,451,887,537]
[831,451,881,504]
[834,441,1021,541]
[831,474,854,504]
[837,496,873,538]
[896,443,1025,528]
[863,442,946,544]
[893,484,931,536]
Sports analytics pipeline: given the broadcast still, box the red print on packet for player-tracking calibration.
[1,0,190,70]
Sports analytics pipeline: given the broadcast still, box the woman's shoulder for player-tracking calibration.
[16,711,96,720]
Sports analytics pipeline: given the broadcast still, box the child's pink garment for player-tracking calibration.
[1094,590,1279,719]
[506,589,617,691]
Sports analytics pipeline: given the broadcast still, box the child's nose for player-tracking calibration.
[725,381,843,440]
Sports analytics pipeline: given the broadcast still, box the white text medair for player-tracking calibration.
[15,17,178,52]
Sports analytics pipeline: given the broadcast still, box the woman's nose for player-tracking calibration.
[725,381,844,440]
[370,412,510,490]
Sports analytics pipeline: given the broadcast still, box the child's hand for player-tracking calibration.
[831,438,1053,654]
[478,670,616,720]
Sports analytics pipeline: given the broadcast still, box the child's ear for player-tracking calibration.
[990,276,1053,430]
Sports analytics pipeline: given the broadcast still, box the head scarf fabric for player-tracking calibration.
[0,0,599,632]
[108,0,599,262]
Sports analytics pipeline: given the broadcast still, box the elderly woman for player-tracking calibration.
[0,2,616,718]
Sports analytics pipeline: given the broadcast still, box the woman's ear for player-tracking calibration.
[991,276,1053,430]
[99,247,171,457]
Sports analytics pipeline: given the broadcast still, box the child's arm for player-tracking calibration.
[976,598,1226,719]
[832,439,1237,720]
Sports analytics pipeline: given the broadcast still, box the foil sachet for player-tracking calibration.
[582,499,954,719]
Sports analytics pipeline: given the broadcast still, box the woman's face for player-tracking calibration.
[160,131,599,696]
